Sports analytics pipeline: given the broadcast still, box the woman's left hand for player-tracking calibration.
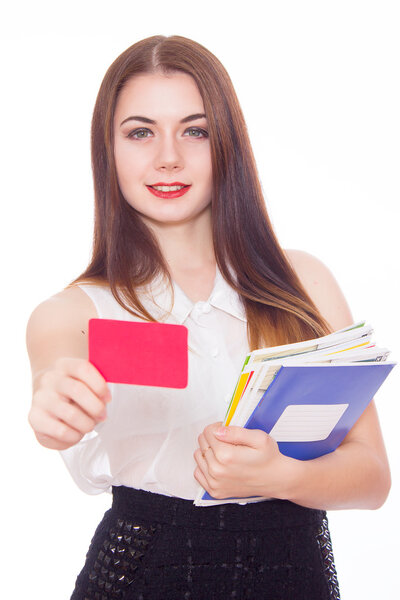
[193,422,296,500]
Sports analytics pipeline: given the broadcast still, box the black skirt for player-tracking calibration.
[70,486,340,600]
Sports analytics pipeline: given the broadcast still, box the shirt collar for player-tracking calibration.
[138,266,247,325]
[208,267,247,322]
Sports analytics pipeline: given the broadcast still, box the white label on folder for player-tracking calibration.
[269,403,349,442]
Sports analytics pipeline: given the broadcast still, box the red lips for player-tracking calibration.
[150,182,188,186]
[146,182,191,199]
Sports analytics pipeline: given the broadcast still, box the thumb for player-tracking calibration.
[214,425,268,448]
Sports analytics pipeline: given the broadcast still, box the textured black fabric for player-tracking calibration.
[70,486,340,600]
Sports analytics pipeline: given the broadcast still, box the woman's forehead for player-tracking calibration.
[115,72,205,123]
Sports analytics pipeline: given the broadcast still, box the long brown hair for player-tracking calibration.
[69,35,330,348]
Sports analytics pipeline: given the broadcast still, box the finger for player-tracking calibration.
[195,443,213,467]
[194,447,220,484]
[54,377,107,422]
[201,422,223,443]
[194,446,226,494]
[201,445,213,460]
[200,430,241,470]
[193,461,225,500]
[198,430,224,457]
[29,405,83,446]
[197,432,213,456]
[213,425,270,448]
[49,396,100,435]
[193,449,217,492]
[199,435,234,471]
[193,465,211,491]
[55,358,111,402]
[200,429,236,465]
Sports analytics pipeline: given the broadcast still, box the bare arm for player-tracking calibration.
[26,286,111,450]
[194,250,391,509]
[282,250,391,509]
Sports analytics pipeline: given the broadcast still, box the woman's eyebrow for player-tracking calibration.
[120,113,207,127]
[180,113,207,124]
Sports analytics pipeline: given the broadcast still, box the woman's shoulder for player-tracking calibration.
[31,283,98,322]
[284,249,353,331]
[285,249,333,283]
[26,283,99,353]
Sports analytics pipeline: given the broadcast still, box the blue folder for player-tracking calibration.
[244,363,394,460]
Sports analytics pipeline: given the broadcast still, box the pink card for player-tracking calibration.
[88,319,188,388]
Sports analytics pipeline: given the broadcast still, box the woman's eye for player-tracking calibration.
[185,127,208,138]
[128,128,152,139]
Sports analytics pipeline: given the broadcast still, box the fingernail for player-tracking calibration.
[99,410,107,421]
[215,427,227,436]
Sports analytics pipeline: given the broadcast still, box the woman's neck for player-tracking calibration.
[144,207,215,273]
[142,207,217,302]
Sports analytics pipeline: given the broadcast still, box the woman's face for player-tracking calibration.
[113,71,213,228]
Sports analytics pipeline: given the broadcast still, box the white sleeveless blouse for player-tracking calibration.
[59,268,249,499]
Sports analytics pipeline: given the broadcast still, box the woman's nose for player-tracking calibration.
[154,135,183,171]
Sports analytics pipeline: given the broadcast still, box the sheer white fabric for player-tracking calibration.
[59,268,249,499]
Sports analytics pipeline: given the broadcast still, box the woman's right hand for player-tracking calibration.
[28,357,111,451]
[26,286,109,450]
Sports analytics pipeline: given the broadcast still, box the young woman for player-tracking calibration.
[26,35,391,599]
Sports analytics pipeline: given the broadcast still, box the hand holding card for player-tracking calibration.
[88,319,188,388]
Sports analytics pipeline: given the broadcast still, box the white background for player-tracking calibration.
[2,1,399,598]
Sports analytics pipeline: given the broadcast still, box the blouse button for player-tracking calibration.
[211,347,219,357]
[202,302,211,314]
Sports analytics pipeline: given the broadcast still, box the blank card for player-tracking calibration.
[88,319,188,388]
